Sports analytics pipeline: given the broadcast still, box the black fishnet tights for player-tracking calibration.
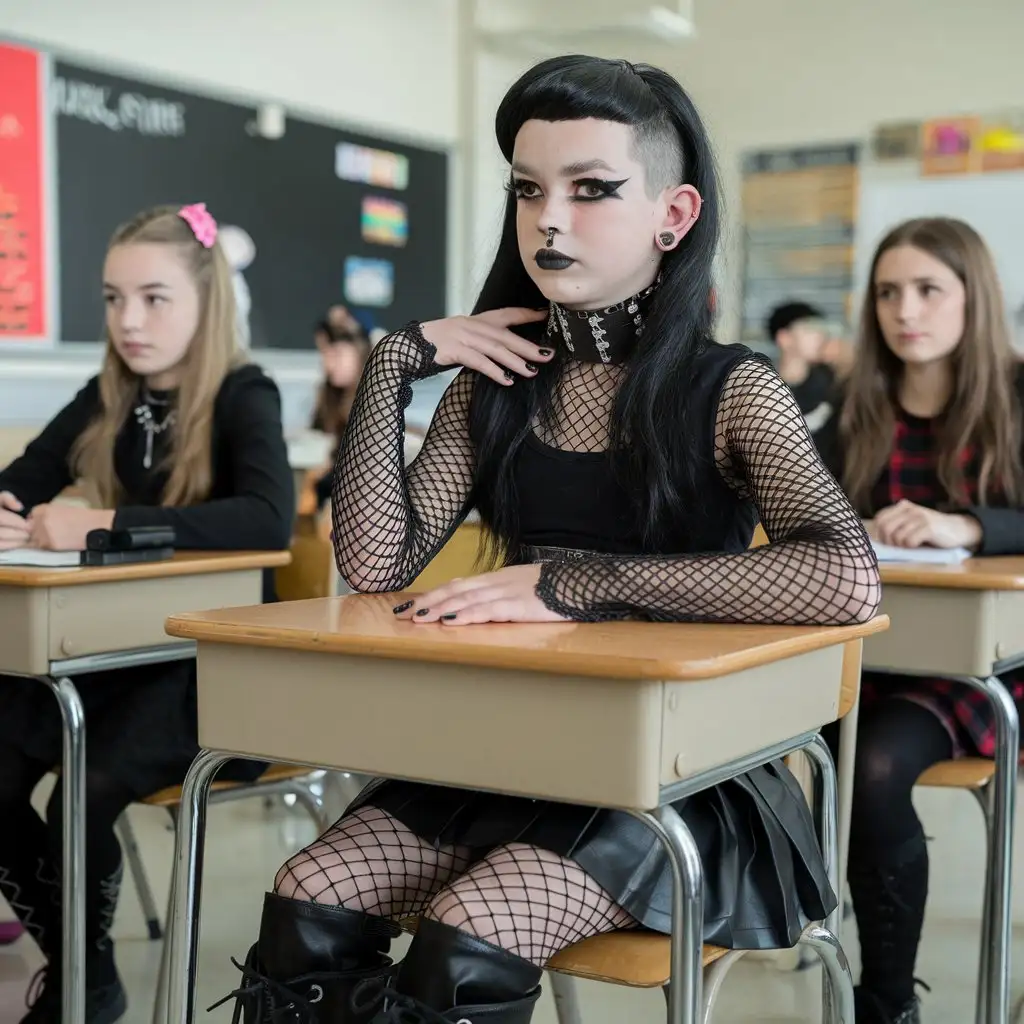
[274,806,471,919]
[273,806,636,966]
[331,324,880,625]
[424,842,637,964]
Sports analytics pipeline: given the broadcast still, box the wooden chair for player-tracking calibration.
[117,764,338,1024]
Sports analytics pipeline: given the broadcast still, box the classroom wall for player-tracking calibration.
[4,0,1023,429]
[666,0,1024,343]
[0,0,459,431]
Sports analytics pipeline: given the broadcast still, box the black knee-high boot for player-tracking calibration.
[0,808,60,958]
[215,893,401,1023]
[355,918,542,1024]
[848,836,928,1024]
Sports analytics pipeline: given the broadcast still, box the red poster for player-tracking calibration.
[0,43,47,338]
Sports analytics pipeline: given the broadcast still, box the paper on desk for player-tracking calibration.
[0,548,82,567]
[871,541,971,564]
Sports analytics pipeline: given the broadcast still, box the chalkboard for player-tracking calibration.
[53,59,448,349]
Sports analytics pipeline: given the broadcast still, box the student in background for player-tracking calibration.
[0,203,293,1023]
[815,217,1024,1024]
[310,315,371,509]
[768,300,850,429]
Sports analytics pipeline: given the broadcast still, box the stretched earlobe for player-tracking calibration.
[657,231,677,251]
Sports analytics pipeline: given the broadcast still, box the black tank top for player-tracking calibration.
[513,343,761,557]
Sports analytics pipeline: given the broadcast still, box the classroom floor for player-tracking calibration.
[2,781,1024,1024]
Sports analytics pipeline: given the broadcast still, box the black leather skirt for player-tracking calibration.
[347,758,835,951]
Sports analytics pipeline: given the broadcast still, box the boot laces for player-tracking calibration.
[351,976,473,1024]
[208,956,324,1023]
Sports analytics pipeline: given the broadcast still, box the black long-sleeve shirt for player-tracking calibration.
[0,363,294,552]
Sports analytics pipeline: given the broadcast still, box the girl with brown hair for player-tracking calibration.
[815,217,1024,1024]
[0,203,294,1023]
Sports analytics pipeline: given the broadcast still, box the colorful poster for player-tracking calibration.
[0,43,47,338]
[921,117,981,176]
[980,115,1024,174]
[361,196,408,247]
[335,142,409,190]
[343,256,394,307]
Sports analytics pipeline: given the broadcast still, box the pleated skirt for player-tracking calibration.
[347,757,835,950]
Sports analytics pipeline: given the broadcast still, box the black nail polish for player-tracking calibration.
[503,369,514,381]
[525,361,538,372]
[392,600,414,614]
[416,608,431,617]
[441,613,457,621]
[538,348,552,357]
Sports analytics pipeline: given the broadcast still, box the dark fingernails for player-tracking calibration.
[441,613,457,621]
[525,361,538,373]
[392,600,414,614]
[538,348,552,357]
[416,608,431,617]
[503,369,514,381]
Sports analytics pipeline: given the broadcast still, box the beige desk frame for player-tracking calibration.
[0,551,289,1024]
[161,595,887,1024]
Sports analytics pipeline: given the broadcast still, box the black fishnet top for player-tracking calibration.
[330,324,880,624]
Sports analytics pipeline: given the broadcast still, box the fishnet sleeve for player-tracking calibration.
[331,324,477,592]
[535,358,881,625]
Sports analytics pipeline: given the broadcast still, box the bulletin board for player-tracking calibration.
[0,42,48,341]
[0,40,449,349]
[738,144,860,343]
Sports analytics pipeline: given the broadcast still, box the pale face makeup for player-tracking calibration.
[510,118,699,310]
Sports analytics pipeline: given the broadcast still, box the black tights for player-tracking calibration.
[0,741,134,987]
[827,699,953,1011]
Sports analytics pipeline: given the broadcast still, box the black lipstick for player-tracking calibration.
[534,248,575,270]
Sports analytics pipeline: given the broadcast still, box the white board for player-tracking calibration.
[854,171,1024,351]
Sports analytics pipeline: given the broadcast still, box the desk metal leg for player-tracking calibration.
[835,695,859,907]
[804,735,840,940]
[166,749,234,1024]
[43,675,86,1024]
[958,674,1019,1024]
[799,925,855,1023]
[631,806,704,1024]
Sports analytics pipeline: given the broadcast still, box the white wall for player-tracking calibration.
[2,0,459,143]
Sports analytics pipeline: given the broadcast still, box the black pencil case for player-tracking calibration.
[86,525,176,552]
[82,526,176,565]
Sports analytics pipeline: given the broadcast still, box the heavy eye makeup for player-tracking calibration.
[507,177,629,202]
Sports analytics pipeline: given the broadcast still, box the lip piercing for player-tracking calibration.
[546,227,556,248]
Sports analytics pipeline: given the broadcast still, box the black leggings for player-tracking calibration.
[843,698,953,859]
[0,742,134,987]
[826,698,953,1009]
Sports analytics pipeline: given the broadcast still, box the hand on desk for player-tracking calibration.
[26,504,115,551]
[394,564,568,625]
[867,500,982,551]
[0,491,30,550]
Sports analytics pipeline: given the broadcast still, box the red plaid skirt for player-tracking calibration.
[861,670,1024,758]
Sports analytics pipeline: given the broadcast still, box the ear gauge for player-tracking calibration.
[657,231,677,250]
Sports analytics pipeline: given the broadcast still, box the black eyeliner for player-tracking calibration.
[573,177,629,201]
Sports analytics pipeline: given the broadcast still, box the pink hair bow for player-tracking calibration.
[178,202,218,248]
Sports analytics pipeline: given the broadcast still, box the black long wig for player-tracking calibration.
[467,55,722,564]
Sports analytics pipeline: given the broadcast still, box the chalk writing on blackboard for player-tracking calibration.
[53,77,186,137]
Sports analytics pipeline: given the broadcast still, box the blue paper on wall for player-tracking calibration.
[343,256,394,308]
